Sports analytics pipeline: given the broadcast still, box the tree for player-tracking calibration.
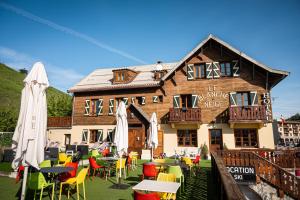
[287,113,300,121]
[0,110,17,132]
[47,95,72,117]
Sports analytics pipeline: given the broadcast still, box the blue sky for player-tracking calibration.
[0,0,299,119]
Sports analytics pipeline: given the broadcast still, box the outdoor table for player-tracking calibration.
[132,180,180,199]
[98,157,119,180]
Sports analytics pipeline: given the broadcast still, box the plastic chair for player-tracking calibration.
[59,167,89,200]
[167,165,185,191]
[115,159,126,181]
[101,149,109,157]
[59,162,79,182]
[142,163,157,180]
[39,160,51,168]
[192,155,201,166]
[28,172,55,200]
[130,151,138,169]
[88,157,106,180]
[153,158,166,172]
[91,150,100,158]
[134,191,160,200]
[157,173,176,199]
[126,155,132,173]
[58,153,68,164]
[182,157,193,176]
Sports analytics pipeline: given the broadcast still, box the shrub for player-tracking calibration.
[201,143,208,159]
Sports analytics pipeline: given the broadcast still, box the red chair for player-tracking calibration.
[58,162,79,182]
[88,157,106,180]
[192,155,201,166]
[134,191,160,200]
[102,149,109,157]
[15,165,25,183]
[142,163,157,180]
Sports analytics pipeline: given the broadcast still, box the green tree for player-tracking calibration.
[287,113,300,121]
[0,110,17,132]
[47,95,72,117]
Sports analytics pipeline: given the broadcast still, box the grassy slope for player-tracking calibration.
[0,63,71,115]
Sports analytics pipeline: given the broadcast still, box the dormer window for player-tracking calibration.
[113,68,138,84]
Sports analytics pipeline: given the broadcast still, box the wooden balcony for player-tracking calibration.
[229,106,267,128]
[169,108,201,124]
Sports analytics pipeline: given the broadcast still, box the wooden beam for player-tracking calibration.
[252,64,255,80]
[220,45,223,57]
[266,71,269,90]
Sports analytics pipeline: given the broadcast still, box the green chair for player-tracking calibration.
[39,160,51,168]
[91,150,100,158]
[167,165,185,191]
[28,172,55,200]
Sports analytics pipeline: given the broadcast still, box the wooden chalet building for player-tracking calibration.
[67,34,288,156]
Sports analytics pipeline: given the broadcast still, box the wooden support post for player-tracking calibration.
[252,64,255,80]
[266,72,269,90]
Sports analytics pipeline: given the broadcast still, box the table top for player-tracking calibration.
[98,157,119,161]
[132,180,180,193]
[40,166,74,174]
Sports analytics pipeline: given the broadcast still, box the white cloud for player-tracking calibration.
[0,46,83,92]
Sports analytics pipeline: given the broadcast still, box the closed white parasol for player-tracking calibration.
[148,112,158,160]
[11,62,49,200]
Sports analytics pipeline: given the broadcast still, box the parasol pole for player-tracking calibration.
[21,165,28,200]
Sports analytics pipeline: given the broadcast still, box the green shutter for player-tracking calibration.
[141,97,146,105]
[123,97,128,106]
[192,95,198,108]
[153,96,158,103]
[187,64,194,80]
[229,92,237,106]
[173,95,180,108]
[250,91,258,106]
[108,99,114,115]
[232,60,240,77]
[84,100,90,115]
[212,62,220,78]
[206,63,213,79]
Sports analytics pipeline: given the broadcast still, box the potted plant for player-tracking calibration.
[201,143,208,160]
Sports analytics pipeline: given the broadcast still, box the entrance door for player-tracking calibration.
[128,128,144,156]
[209,129,223,152]
[153,130,164,157]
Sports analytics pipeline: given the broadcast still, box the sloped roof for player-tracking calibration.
[129,104,150,124]
[161,34,289,81]
[68,63,176,93]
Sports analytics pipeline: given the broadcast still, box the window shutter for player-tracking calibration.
[131,97,135,104]
[97,99,103,115]
[108,99,114,115]
[206,63,213,79]
[212,62,220,78]
[232,60,240,77]
[84,100,90,115]
[97,129,103,142]
[123,97,128,106]
[187,64,194,80]
[229,92,237,106]
[173,95,180,108]
[141,97,146,105]
[250,91,258,106]
[192,95,198,108]
[82,129,88,142]
[153,96,158,103]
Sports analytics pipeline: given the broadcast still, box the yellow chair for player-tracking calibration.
[63,156,72,166]
[28,172,55,200]
[157,173,177,199]
[182,157,193,176]
[58,153,68,164]
[91,150,100,158]
[39,160,51,168]
[59,167,88,200]
[130,152,138,169]
[153,158,166,172]
[115,159,127,181]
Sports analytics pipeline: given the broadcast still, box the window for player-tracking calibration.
[108,99,114,115]
[64,134,71,145]
[234,129,258,147]
[137,96,146,105]
[153,95,163,103]
[177,130,197,147]
[89,129,103,143]
[220,62,232,76]
[181,95,192,108]
[194,64,206,79]
[115,71,125,81]
[84,100,90,115]
[82,129,88,142]
[230,91,258,106]
[236,92,249,106]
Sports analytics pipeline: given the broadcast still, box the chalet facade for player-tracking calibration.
[67,34,288,156]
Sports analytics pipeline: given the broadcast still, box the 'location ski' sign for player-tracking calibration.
[227,166,256,184]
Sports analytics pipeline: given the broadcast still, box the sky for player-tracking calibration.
[0,0,299,119]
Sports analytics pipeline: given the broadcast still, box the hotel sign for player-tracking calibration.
[227,166,256,184]
[198,85,228,108]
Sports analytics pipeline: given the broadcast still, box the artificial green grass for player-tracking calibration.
[0,162,13,172]
[0,159,217,200]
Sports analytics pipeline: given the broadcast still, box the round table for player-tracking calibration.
[40,166,74,174]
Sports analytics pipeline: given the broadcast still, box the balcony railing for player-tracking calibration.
[229,105,267,121]
[169,108,201,122]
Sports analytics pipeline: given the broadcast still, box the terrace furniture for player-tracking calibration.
[153,159,166,172]
[59,167,89,200]
[91,149,101,158]
[133,191,160,200]
[142,163,157,180]
[58,153,68,164]
[157,173,177,199]
[115,158,127,181]
[58,162,79,182]
[132,180,180,200]
[77,145,89,156]
[182,157,193,176]
[39,160,51,168]
[28,172,55,200]
[192,155,201,166]
[48,147,59,159]
[101,148,109,157]
[3,149,14,162]
[88,157,106,180]
[167,165,185,191]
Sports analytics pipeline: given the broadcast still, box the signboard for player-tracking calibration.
[227,166,256,184]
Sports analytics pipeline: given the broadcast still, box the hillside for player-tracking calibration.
[0,63,72,131]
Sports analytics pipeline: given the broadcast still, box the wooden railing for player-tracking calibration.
[47,116,72,128]
[169,108,201,122]
[229,106,267,121]
[211,152,246,200]
[217,150,300,199]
